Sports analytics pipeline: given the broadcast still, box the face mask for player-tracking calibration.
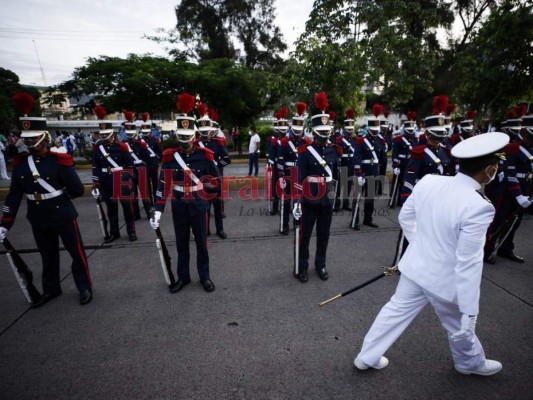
[484,165,497,184]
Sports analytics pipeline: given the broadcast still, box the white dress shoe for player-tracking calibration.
[455,360,502,376]
[354,356,389,370]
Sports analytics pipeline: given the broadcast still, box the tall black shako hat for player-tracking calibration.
[311,91,331,137]
[13,92,47,137]
[425,95,448,140]
[291,102,307,135]
[140,112,151,134]
[367,104,383,133]
[124,111,137,137]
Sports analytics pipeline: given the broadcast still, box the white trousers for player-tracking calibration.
[356,274,486,370]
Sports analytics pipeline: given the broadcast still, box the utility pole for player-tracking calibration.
[32,39,48,87]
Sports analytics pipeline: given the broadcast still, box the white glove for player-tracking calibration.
[393,168,400,176]
[357,176,366,186]
[150,211,162,230]
[292,203,302,220]
[0,227,7,242]
[516,195,532,209]
[91,188,100,199]
[452,314,477,338]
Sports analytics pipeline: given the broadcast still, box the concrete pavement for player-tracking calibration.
[0,188,532,399]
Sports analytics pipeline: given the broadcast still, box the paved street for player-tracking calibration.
[0,178,532,399]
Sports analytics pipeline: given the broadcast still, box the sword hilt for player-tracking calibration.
[319,294,342,307]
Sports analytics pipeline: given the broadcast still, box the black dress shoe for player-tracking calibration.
[104,233,120,243]
[298,271,308,283]
[343,205,353,211]
[134,215,141,221]
[351,224,360,231]
[128,233,137,242]
[484,254,496,265]
[497,251,525,263]
[281,227,289,235]
[169,279,191,293]
[268,210,278,216]
[316,267,329,281]
[80,289,93,305]
[202,279,215,292]
[31,290,62,309]
[363,221,379,228]
[216,231,227,239]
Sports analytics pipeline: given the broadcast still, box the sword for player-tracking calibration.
[293,207,300,277]
[95,196,110,240]
[3,238,42,303]
[266,164,273,214]
[350,192,361,229]
[151,209,175,286]
[319,265,398,307]
[279,178,285,233]
[391,229,405,267]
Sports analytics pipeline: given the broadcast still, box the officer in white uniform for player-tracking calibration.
[353,132,509,376]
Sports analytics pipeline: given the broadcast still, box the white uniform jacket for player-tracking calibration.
[398,173,494,315]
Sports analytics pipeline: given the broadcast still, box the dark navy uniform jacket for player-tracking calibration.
[332,132,355,170]
[392,134,416,171]
[1,152,84,229]
[91,141,135,194]
[127,139,151,169]
[266,134,284,177]
[400,143,453,203]
[203,137,231,170]
[493,141,533,198]
[139,136,162,169]
[154,146,219,217]
[296,141,342,206]
[353,135,386,177]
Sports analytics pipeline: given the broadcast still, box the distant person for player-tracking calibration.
[61,131,74,155]
[50,137,67,154]
[248,126,260,176]
[0,139,9,179]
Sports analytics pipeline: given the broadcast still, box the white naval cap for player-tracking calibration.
[451,132,509,159]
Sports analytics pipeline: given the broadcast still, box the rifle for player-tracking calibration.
[485,206,523,260]
[95,196,110,240]
[319,265,398,307]
[293,204,301,278]
[3,238,42,303]
[266,164,273,214]
[151,209,175,286]
[350,192,361,229]
[388,173,400,208]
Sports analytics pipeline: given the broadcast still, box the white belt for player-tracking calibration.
[516,173,532,179]
[173,183,204,192]
[284,161,296,166]
[398,154,407,158]
[101,167,123,172]
[27,189,64,201]
[308,176,332,183]
[361,160,376,164]
[134,160,143,164]
[341,154,353,158]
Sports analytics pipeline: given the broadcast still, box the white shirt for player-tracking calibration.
[248,133,260,154]
[398,173,494,315]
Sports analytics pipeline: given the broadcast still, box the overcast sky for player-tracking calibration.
[0,0,314,86]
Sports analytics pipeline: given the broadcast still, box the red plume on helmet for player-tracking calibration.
[94,105,107,120]
[407,111,417,121]
[279,107,289,119]
[514,105,527,117]
[384,110,390,118]
[12,92,35,116]
[432,95,448,115]
[296,102,307,117]
[329,111,336,121]
[274,111,281,120]
[465,110,477,120]
[372,104,383,117]
[176,92,196,114]
[314,91,329,113]
[141,112,149,122]
[345,108,355,119]
[197,103,208,117]
[208,108,219,121]
[507,110,517,119]
[446,104,457,116]
[124,111,134,122]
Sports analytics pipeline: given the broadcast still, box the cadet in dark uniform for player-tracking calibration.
[91,106,137,242]
[196,104,230,239]
[0,113,93,308]
[279,102,311,235]
[293,92,342,283]
[400,98,454,205]
[123,112,153,220]
[390,112,417,207]
[484,114,532,264]
[150,93,219,293]
[139,112,162,207]
[351,106,387,229]
[333,108,356,212]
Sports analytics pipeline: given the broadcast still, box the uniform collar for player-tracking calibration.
[454,172,481,191]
